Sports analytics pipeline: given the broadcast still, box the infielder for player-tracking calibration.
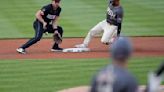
[75,0,124,48]
[17,0,63,54]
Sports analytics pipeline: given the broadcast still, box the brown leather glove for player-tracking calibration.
[53,31,62,44]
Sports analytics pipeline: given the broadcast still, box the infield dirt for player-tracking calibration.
[0,37,163,60]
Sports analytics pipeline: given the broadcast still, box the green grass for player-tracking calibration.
[0,0,164,38]
[0,57,163,92]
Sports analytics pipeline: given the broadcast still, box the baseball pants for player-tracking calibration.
[21,20,63,49]
[83,20,118,45]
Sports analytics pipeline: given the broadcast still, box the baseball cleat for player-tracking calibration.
[75,44,88,48]
[51,47,63,52]
[103,42,109,45]
[16,48,26,54]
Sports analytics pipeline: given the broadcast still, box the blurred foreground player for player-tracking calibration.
[90,37,138,92]
[17,0,63,54]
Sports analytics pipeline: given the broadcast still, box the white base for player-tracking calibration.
[63,48,90,53]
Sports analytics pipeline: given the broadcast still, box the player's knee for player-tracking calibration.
[34,36,42,42]
[89,30,96,36]
[101,39,109,45]
[36,38,41,42]
[57,26,63,36]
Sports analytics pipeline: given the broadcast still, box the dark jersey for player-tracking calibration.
[91,65,138,92]
[106,3,123,25]
[40,4,61,24]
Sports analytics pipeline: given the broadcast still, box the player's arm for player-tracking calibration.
[53,8,61,31]
[117,8,124,37]
[117,23,122,37]
[52,16,60,31]
[52,8,62,44]
[35,10,45,24]
[35,10,47,29]
[35,6,49,29]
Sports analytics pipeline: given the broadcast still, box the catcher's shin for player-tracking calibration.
[53,31,62,44]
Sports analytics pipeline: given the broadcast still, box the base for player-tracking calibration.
[63,48,90,53]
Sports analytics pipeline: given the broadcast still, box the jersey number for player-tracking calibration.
[107,8,116,18]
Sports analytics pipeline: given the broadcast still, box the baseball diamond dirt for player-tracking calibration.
[0,37,163,59]
[57,86,164,92]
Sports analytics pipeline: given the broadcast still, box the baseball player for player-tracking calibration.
[145,62,164,92]
[75,0,123,48]
[17,0,63,54]
[90,37,138,92]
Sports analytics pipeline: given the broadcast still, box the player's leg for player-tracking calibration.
[101,23,117,45]
[17,21,44,54]
[21,21,44,48]
[108,29,117,44]
[51,26,64,52]
[75,20,105,48]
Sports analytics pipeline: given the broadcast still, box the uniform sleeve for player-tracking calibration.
[41,5,50,14]
[117,7,124,23]
[56,8,62,16]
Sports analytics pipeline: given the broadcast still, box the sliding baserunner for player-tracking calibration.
[75,0,124,48]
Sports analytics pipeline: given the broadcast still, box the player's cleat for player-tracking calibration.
[51,47,63,52]
[104,42,109,45]
[16,48,26,54]
[75,44,88,48]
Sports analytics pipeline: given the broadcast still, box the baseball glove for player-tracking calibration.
[53,31,62,44]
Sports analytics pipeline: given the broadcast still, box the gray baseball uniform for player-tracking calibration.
[91,64,138,92]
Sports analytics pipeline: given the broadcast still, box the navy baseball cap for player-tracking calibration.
[52,0,61,3]
[111,37,133,61]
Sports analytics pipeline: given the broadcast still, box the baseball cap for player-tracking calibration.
[111,37,133,61]
[52,0,61,3]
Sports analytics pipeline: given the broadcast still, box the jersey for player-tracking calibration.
[91,64,138,92]
[106,3,123,26]
[40,4,61,24]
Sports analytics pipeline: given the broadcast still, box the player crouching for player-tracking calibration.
[17,0,63,54]
[75,0,124,48]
